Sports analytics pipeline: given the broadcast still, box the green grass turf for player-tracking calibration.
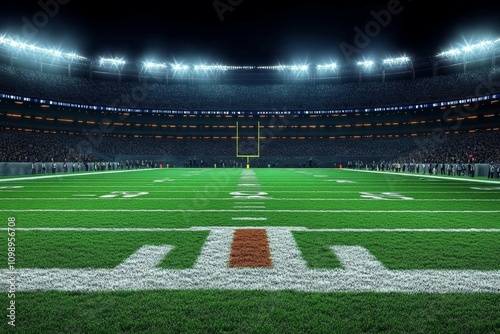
[0,231,208,269]
[1,168,500,333]
[293,231,500,270]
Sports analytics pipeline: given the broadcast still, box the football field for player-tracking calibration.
[1,167,500,333]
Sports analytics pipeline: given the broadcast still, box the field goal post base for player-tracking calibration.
[236,121,260,169]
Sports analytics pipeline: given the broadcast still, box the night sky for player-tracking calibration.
[0,0,499,65]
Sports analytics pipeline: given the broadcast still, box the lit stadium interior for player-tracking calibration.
[0,35,499,173]
[1,1,500,332]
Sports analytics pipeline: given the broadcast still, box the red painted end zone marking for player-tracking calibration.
[229,229,272,268]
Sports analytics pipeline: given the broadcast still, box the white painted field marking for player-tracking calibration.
[313,175,328,178]
[233,202,266,205]
[72,194,97,197]
[230,191,270,200]
[470,187,500,191]
[360,192,414,200]
[2,227,499,232]
[231,170,267,223]
[3,209,500,213]
[325,180,356,183]
[266,228,308,271]
[2,227,499,293]
[0,186,24,189]
[115,246,173,272]
[333,246,386,272]
[344,168,500,184]
[0,168,154,183]
[153,178,175,183]
[193,229,233,270]
[100,191,149,198]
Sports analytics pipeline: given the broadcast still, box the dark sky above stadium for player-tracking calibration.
[0,0,499,66]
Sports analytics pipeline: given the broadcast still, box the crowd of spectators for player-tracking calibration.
[0,130,98,163]
[0,63,499,111]
[392,131,500,164]
[1,129,498,167]
[1,61,498,171]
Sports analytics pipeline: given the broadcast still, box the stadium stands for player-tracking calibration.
[0,63,499,111]
[0,60,499,170]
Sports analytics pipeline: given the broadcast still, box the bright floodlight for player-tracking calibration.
[437,38,500,57]
[317,63,337,70]
[357,60,374,68]
[193,64,255,71]
[383,56,411,65]
[200,64,252,71]
[0,36,87,61]
[143,61,167,70]
[99,57,126,67]
[257,65,287,70]
[225,65,255,70]
[194,65,225,71]
[257,64,308,71]
[172,63,189,71]
[437,48,461,57]
[290,65,308,71]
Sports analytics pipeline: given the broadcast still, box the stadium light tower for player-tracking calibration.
[194,64,229,84]
[141,61,168,84]
[382,56,414,81]
[357,60,374,83]
[317,63,337,70]
[143,61,167,70]
[98,57,126,82]
[436,38,500,73]
[0,35,88,76]
[170,63,192,83]
[317,63,339,83]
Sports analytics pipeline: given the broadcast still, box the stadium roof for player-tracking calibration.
[0,0,499,66]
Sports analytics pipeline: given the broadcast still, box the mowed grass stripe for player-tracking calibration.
[6,212,500,229]
[3,190,500,199]
[3,198,500,202]
[3,198,499,211]
[2,291,499,334]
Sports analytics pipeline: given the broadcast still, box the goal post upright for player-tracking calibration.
[236,121,260,168]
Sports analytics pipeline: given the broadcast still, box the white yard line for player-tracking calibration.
[2,209,499,213]
[1,227,499,293]
[0,168,155,182]
[1,227,498,232]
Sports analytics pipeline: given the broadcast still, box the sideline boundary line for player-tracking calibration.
[342,168,500,184]
[0,168,155,183]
